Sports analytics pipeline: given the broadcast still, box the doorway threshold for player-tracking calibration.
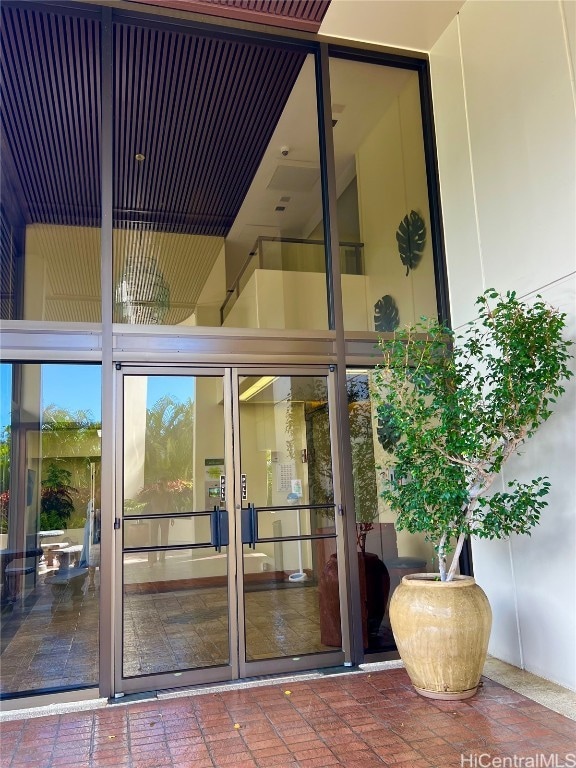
[157,660,405,700]
[0,662,405,722]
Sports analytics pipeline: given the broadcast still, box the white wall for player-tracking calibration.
[430,0,576,690]
[123,377,147,501]
[320,0,465,52]
[355,72,438,329]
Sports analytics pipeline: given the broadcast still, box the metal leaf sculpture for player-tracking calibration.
[374,294,400,333]
[377,404,400,452]
[396,210,426,276]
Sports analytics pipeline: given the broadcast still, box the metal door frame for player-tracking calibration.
[114,364,349,696]
[232,366,348,678]
[114,365,237,694]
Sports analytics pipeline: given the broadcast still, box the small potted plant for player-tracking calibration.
[373,289,573,699]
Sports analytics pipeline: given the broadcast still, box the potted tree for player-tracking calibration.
[373,289,573,699]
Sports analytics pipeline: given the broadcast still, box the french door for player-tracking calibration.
[114,366,348,694]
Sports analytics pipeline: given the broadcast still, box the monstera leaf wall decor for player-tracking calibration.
[396,210,426,276]
[374,294,400,332]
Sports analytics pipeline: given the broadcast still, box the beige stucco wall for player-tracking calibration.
[430,0,576,690]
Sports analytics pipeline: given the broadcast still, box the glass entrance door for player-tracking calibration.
[115,367,346,695]
[235,370,347,677]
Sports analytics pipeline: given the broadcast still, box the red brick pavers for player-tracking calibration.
[1,669,574,768]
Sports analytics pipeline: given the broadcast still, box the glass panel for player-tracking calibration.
[123,547,229,677]
[0,7,101,322]
[113,19,327,330]
[346,369,436,653]
[255,507,335,540]
[123,514,213,549]
[243,540,336,660]
[0,363,101,697]
[238,375,333,508]
[122,375,215,518]
[239,373,340,659]
[329,57,438,332]
[121,374,228,677]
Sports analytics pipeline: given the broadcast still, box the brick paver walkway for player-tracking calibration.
[1,669,574,767]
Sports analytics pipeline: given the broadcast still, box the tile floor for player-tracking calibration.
[123,584,332,677]
[1,667,575,768]
[1,574,333,694]
[0,573,100,694]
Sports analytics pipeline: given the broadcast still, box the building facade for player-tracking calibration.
[1,0,574,707]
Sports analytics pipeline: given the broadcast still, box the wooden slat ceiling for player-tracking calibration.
[0,7,102,228]
[126,0,331,33]
[113,21,305,236]
[0,4,307,238]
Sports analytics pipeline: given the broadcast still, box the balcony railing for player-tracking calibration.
[220,236,364,324]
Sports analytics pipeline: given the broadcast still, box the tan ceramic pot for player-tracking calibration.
[389,574,492,700]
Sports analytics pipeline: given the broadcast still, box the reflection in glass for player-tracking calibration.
[0,7,102,322]
[243,540,336,660]
[346,369,434,653]
[122,375,198,521]
[123,548,229,677]
[113,17,328,331]
[238,374,333,509]
[239,373,340,660]
[115,242,170,325]
[329,57,437,332]
[121,374,229,677]
[0,363,101,696]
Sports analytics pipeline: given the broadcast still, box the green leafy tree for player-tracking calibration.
[374,290,573,581]
[143,395,194,484]
[0,406,101,532]
[0,426,10,533]
[41,405,101,521]
[40,463,76,529]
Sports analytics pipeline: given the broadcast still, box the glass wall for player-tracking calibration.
[0,2,444,699]
[329,56,438,332]
[113,25,330,331]
[0,6,102,323]
[120,374,230,677]
[0,11,439,334]
[346,369,437,653]
[237,375,338,659]
[0,364,101,696]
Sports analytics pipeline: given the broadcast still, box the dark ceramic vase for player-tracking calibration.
[318,551,390,649]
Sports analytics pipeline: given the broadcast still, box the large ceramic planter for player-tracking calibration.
[389,574,492,700]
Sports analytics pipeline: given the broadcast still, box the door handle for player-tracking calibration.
[249,503,257,549]
[211,506,221,552]
[241,503,257,548]
[210,507,229,552]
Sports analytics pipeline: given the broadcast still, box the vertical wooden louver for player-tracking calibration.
[113,23,306,236]
[1,6,306,236]
[0,206,19,319]
[125,0,331,33]
[0,6,102,227]
[0,4,309,322]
